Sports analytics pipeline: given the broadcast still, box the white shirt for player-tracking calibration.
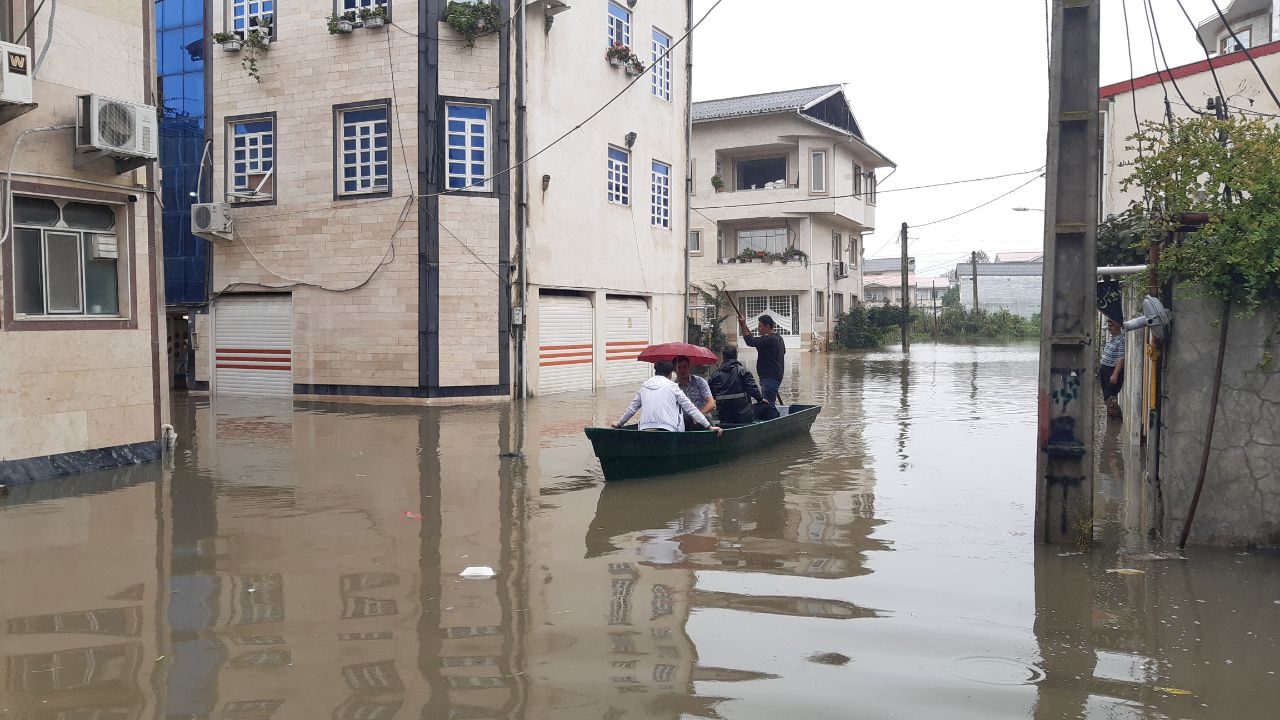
[616,376,711,432]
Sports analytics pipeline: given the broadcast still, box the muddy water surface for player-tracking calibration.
[2,343,1278,720]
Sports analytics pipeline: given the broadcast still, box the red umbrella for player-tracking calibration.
[636,342,719,366]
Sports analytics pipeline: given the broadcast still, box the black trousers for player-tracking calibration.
[1099,364,1124,400]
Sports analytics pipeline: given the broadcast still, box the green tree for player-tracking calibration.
[941,285,961,308]
[689,283,731,350]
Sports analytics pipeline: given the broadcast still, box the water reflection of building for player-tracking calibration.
[0,469,166,720]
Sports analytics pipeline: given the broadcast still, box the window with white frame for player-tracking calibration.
[342,0,388,14]
[1220,27,1251,53]
[868,171,877,204]
[651,29,672,101]
[815,290,825,320]
[735,227,786,255]
[12,196,122,316]
[607,146,630,205]
[445,103,490,191]
[337,104,390,196]
[688,230,701,254]
[650,160,671,228]
[849,236,859,267]
[810,150,827,194]
[607,2,631,47]
[229,116,274,200]
[831,231,841,266]
[229,0,273,35]
[854,163,863,196]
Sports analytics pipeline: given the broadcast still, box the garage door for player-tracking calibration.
[214,295,293,397]
[605,297,650,387]
[538,295,593,395]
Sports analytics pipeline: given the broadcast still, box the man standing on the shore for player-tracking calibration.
[738,314,786,405]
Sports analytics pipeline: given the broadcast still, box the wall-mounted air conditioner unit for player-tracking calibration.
[191,202,233,241]
[0,41,32,105]
[75,94,158,172]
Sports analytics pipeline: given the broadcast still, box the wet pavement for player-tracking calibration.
[2,342,1278,719]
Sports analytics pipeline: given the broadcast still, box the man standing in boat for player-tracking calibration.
[738,314,786,405]
[612,361,724,435]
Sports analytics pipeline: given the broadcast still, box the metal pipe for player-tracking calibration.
[515,0,529,398]
[1178,302,1230,548]
[1096,264,1147,276]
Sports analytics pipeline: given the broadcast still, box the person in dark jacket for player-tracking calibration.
[738,314,786,404]
[708,345,770,424]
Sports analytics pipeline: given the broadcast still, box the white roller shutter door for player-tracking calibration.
[538,295,594,395]
[214,295,293,397]
[605,297,650,387]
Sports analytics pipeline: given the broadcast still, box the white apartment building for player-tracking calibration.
[689,85,893,350]
[197,0,689,400]
[0,0,170,482]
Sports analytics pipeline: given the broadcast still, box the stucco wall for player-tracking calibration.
[1158,293,1280,547]
[0,0,166,465]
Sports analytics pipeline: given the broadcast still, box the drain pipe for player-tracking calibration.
[682,0,693,341]
[515,1,529,398]
[1178,301,1230,549]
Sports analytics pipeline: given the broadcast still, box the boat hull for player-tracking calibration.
[584,404,821,481]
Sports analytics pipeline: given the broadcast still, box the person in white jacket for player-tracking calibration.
[612,361,724,435]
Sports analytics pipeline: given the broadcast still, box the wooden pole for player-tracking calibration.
[1035,0,1100,544]
[971,251,980,312]
[900,222,910,349]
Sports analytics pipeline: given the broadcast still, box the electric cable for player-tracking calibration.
[1173,0,1227,103]
[1207,0,1280,111]
[14,0,50,44]
[1138,0,1173,116]
[33,0,55,76]
[0,125,74,247]
[913,173,1045,229]
[1120,0,1146,163]
[1145,0,1203,115]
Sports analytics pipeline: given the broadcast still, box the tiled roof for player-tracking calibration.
[863,257,914,274]
[956,261,1044,277]
[692,85,841,122]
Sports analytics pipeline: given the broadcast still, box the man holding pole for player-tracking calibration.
[737,314,786,405]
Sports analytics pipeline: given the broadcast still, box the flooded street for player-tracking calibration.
[3,343,1279,719]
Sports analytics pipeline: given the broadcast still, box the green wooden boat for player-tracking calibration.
[584,404,822,481]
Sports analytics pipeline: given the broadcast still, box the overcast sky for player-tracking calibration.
[690,0,1231,277]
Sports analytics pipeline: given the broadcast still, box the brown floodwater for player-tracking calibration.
[2,342,1278,720]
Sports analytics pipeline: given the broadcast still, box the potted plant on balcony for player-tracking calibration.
[328,11,356,34]
[443,0,500,47]
[710,174,724,192]
[213,31,242,52]
[605,42,632,69]
[239,17,272,81]
[359,5,387,29]
[625,56,645,77]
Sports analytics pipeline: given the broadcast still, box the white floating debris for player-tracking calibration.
[459,566,495,579]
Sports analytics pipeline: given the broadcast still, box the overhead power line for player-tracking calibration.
[912,173,1046,229]
[1144,0,1202,116]
[1207,0,1280,111]
[1173,0,1228,103]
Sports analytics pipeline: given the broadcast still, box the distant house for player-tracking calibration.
[862,257,914,275]
[864,275,948,306]
[955,262,1043,318]
[994,251,1044,263]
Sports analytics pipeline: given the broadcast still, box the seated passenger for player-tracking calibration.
[612,360,723,435]
[708,345,769,424]
[675,355,716,431]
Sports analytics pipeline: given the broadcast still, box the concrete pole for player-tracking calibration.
[1035,0,1100,544]
[899,222,910,349]
[971,251,979,312]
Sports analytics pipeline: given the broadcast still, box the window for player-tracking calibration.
[446,103,490,191]
[336,103,390,196]
[688,230,701,254]
[13,196,122,317]
[229,0,273,35]
[607,2,631,47]
[736,156,786,190]
[1221,27,1251,53]
[735,227,786,255]
[228,116,274,201]
[854,164,863,195]
[833,293,844,317]
[815,290,825,320]
[341,0,387,14]
[650,160,671,228]
[831,231,841,267]
[868,171,877,204]
[651,29,672,101]
[810,150,827,194]
[607,146,630,205]
[849,236,859,268]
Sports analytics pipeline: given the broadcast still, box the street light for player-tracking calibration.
[1012,207,1045,212]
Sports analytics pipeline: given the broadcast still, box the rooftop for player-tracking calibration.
[863,257,914,274]
[956,262,1044,278]
[1099,38,1280,98]
[693,84,843,122]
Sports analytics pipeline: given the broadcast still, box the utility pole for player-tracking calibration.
[970,251,980,312]
[1036,0,1099,545]
[899,222,910,349]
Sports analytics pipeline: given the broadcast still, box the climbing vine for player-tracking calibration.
[1122,116,1280,313]
[443,1,500,47]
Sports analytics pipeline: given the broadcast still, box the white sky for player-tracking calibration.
[690,0,1231,278]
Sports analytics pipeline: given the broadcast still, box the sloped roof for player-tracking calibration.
[863,257,914,274]
[994,251,1044,263]
[956,261,1044,277]
[692,85,841,122]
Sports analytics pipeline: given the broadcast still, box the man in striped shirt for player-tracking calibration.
[1100,319,1126,418]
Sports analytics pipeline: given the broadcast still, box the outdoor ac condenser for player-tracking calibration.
[191,202,233,241]
[0,41,32,105]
